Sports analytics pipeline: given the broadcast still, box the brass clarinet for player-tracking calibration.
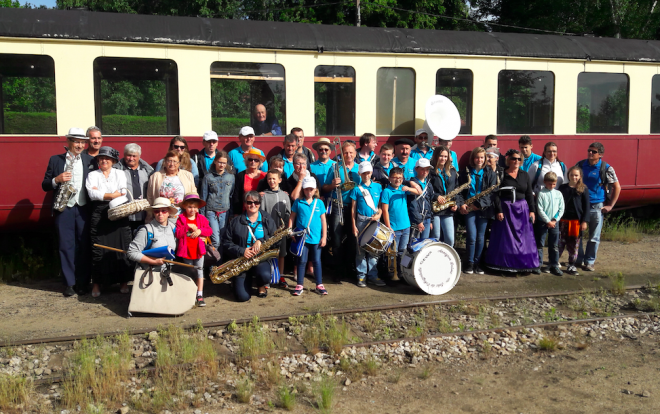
[463,175,501,208]
[53,148,80,212]
[432,168,471,213]
[209,224,292,284]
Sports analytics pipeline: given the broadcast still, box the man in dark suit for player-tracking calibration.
[42,127,94,296]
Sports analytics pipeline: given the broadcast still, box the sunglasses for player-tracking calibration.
[153,209,169,215]
[588,149,599,154]
[245,200,261,206]
[246,158,260,163]
[173,145,186,150]
[318,148,330,152]
[510,157,522,162]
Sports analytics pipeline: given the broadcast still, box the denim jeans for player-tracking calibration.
[393,227,411,275]
[410,218,431,243]
[535,222,560,267]
[355,217,379,282]
[465,211,489,264]
[205,210,227,249]
[296,243,322,286]
[577,202,603,266]
[432,215,455,247]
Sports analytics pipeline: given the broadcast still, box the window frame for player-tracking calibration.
[313,65,356,136]
[496,69,555,135]
[376,67,416,136]
[576,72,630,134]
[435,68,474,135]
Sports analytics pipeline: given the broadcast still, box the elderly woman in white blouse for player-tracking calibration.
[85,146,133,298]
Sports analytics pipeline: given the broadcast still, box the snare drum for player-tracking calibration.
[358,221,394,257]
[400,240,461,295]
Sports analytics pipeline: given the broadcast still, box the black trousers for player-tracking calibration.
[54,204,91,287]
[328,201,357,278]
[232,261,271,302]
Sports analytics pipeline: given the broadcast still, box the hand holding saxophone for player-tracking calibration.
[55,171,72,184]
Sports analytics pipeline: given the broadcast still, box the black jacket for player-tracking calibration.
[429,168,459,216]
[372,162,391,189]
[457,167,497,219]
[42,151,95,212]
[558,183,591,224]
[232,170,267,214]
[222,211,280,260]
[407,177,435,225]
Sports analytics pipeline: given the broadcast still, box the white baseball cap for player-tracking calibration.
[358,161,373,175]
[239,126,255,136]
[415,158,431,169]
[302,176,317,189]
[203,131,218,141]
[415,128,428,137]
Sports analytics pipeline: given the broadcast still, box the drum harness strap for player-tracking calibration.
[357,184,377,220]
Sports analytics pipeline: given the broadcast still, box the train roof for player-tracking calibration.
[2,8,660,63]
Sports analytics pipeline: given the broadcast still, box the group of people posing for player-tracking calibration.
[42,125,620,305]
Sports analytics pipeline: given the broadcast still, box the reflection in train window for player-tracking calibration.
[376,68,415,135]
[93,57,179,135]
[436,69,473,135]
[211,62,285,136]
[0,54,56,134]
[650,75,660,133]
[314,66,355,136]
[577,72,629,133]
[498,70,554,134]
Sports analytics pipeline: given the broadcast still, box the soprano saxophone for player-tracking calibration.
[463,175,501,208]
[209,224,293,284]
[53,149,80,212]
[431,168,471,213]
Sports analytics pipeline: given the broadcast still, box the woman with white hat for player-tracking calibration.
[127,197,178,267]
[86,146,132,297]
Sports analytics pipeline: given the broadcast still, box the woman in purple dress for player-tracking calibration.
[485,149,539,273]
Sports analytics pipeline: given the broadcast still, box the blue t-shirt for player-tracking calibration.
[326,162,362,204]
[467,167,485,198]
[282,156,295,178]
[391,157,416,180]
[380,184,412,231]
[357,151,376,164]
[450,150,459,172]
[228,146,269,173]
[521,152,542,172]
[350,181,383,217]
[292,198,325,245]
[310,159,336,192]
[410,148,433,161]
[245,212,265,247]
[202,150,215,172]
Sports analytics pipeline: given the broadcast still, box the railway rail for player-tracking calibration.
[1,284,647,348]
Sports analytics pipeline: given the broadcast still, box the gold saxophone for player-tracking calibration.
[53,149,80,212]
[432,168,471,213]
[209,224,293,284]
[464,175,501,207]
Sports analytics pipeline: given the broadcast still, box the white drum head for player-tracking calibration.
[358,221,380,247]
[406,242,461,295]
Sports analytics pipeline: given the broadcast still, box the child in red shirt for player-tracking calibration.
[176,193,212,307]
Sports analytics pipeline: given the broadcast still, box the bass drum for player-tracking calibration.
[400,240,461,295]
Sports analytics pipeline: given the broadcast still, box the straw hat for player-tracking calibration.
[145,197,178,216]
[243,148,266,162]
[312,137,333,151]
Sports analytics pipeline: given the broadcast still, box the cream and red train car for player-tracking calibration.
[1,8,659,229]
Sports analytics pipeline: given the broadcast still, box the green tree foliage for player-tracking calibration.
[0,0,21,7]
[57,0,244,18]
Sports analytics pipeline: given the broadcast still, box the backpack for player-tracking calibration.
[577,159,611,200]
[533,157,566,185]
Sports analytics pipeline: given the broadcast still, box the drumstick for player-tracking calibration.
[93,244,201,269]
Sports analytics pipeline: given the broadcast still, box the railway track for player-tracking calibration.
[0,284,648,348]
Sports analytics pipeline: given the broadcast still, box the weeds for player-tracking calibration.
[0,373,33,411]
[437,316,453,333]
[235,376,254,403]
[538,336,558,351]
[236,316,275,359]
[315,375,336,413]
[601,214,660,243]
[363,356,380,376]
[610,272,626,296]
[418,365,433,380]
[632,298,660,312]
[301,314,350,355]
[387,368,403,384]
[276,385,296,411]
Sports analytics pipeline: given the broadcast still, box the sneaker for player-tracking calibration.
[63,286,77,297]
[293,285,304,296]
[566,265,580,276]
[196,295,206,307]
[316,284,328,295]
[532,268,542,275]
[464,263,474,274]
[583,264,595,272]
[550,267,564,276]
[277,278,289,289]
[357,280,367,288]
[369,278,387,287]
[541,266,551,274]
[474,265,485,275]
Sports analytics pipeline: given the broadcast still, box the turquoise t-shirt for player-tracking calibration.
[245,212,265,247]
[292,198,325,245]
[282,156,295,178]
[450,150,459,171]
[391,157,416,180]
[350,181,383,217]
[357,151,376,164]
[325,162,362,204]
[228,146,269,173]
[310,159,336,196]
[380,184,412,231]
[410,147,433,161]
[467,167,484,198]
[521,152,542,172]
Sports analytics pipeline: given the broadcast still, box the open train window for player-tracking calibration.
[650,75,660,133]
[577,73,628,134]
[436,69,473,135]
[314,66,355,136]
[93,57,179,136]
[0,54,56,135]
[376,68,415,136]
[497,70,554,134]
[210,62,285,136]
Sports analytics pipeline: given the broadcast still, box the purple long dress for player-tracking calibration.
[485,170,540,272]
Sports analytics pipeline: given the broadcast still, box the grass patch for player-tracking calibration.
[601,214,660,243]
[276,385,296,411]
[236,316,275,360]
[632,297,660,312]
[387,368,403,384]
[235,376,254,403]
[363,356,380,376]
[315,375,336,413]
[0,373,33,411]
[538,336,558,351]
[418,365,433,380]
[301,314,351,355]
[610,272,626,296]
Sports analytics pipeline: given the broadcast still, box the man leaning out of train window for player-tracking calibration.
[252,104,282,136]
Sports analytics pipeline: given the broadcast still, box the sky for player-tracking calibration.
[26,0,56,7]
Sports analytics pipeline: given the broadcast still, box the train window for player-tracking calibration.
[650,75,660,133]
[376,68,415,135]
[577,73,629,133]
[210,62,285,136]
[93,58,179,135]
[497,70,554,134]
[0,54,56,135]
[314,66,355,136]
[436,69,473,135]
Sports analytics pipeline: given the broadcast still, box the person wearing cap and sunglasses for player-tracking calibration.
[42,127,95,297]
[410,129,433,162]
[228,126,269,174]
[310,138,336,200]
[194,131,225,183]
[86,146,133,298]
